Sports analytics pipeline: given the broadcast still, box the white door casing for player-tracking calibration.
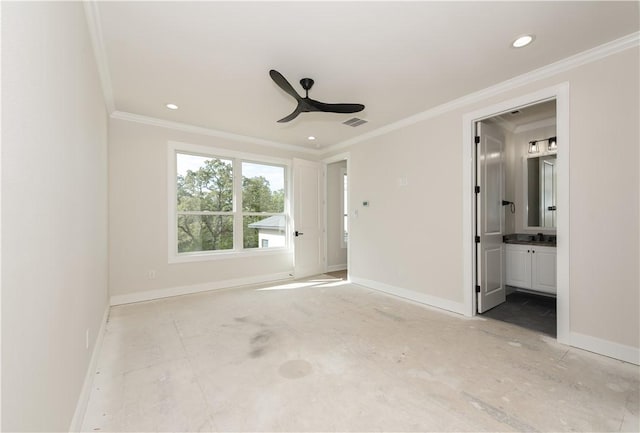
[476,121,506,313]
[293,158,324,278]
[462,83,569,346]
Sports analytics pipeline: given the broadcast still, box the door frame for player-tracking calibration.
[461,83,570,345]
[322,152,350,278]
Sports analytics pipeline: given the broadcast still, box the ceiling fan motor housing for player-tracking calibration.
[300,78,315,91]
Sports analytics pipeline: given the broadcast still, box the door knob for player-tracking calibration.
[295,231,304,237]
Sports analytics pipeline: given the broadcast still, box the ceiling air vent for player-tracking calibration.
[343,117,368,127]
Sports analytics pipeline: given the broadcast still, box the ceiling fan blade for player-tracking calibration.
[277,104,303,123]
[307,100,365,114]
[269,70,301,101]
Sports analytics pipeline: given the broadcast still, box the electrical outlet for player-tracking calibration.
[85,329,90,349]
[147,270,157,280]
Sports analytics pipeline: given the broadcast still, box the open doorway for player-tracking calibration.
[461,83,571,344]
[475,100,558,337]
[463,83,569,344]
[325,156,349,280]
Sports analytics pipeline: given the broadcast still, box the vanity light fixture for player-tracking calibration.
[512,34,535,48]
[528,136,557,154]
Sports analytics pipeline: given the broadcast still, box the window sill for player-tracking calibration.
[168,247,292,264]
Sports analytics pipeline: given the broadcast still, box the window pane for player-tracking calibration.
[343,172,348,245]
[177,153,233,212]
[177,215,233,252]
[343,215,349,243]
[242,162,285,212]
[343,173,348,210]
[244,215,286,249]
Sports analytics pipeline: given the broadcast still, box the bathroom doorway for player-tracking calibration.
[476,100,558,336]
[324,155,349,280]
[475,100,558,336]
[463,84,569,342]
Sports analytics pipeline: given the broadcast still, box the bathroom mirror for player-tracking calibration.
[525,155,557,229]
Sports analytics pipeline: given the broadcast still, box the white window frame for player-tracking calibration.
[168,141,291,263]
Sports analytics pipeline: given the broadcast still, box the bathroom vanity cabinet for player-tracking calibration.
[505,244,556,294]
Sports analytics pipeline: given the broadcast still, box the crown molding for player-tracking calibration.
[85,0,637,157]
[83,1,115,114]
[327,31,640,152]
[111,111,321,156]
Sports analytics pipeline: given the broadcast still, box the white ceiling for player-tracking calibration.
[93,1,639,150]
[485,99,556,131]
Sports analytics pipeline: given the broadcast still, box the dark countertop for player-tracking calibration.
[503,233,556,247]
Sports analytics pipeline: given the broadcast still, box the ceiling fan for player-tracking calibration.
[269,69,365,123]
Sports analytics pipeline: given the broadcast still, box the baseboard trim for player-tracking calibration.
[327,264,347,272]
[109,272,294,306]
[68,305,110,432]
[350,276,466,316]
[569,331,640,365]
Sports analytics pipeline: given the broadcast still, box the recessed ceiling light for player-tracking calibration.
[166,103,178,110]
[307,136,316,141]
[512,34,535,48]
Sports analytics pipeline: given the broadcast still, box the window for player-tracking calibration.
[341,168,348,247]
[170,143,288,261]
[242,162,286,249]
[176,154,234,253]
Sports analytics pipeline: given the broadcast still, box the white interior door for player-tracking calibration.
[476,121,506,313]
[293,158,324,278]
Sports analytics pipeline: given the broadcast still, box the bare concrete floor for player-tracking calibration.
[82,276,639,432]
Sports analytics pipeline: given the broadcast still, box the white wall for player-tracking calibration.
[331,46,639,355]
[1,2,109,430]
[108,119,312,302]
[327,160,347,270]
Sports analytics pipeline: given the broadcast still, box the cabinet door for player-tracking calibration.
[505,244,531,289]
[531,246,557,294]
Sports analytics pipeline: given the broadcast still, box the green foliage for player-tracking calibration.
[177,159,234,252]
[177,158,233,212]
[177,215,233,252]
[243,216,262,249]
[176,157,284,252]
[242,176,284,213]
